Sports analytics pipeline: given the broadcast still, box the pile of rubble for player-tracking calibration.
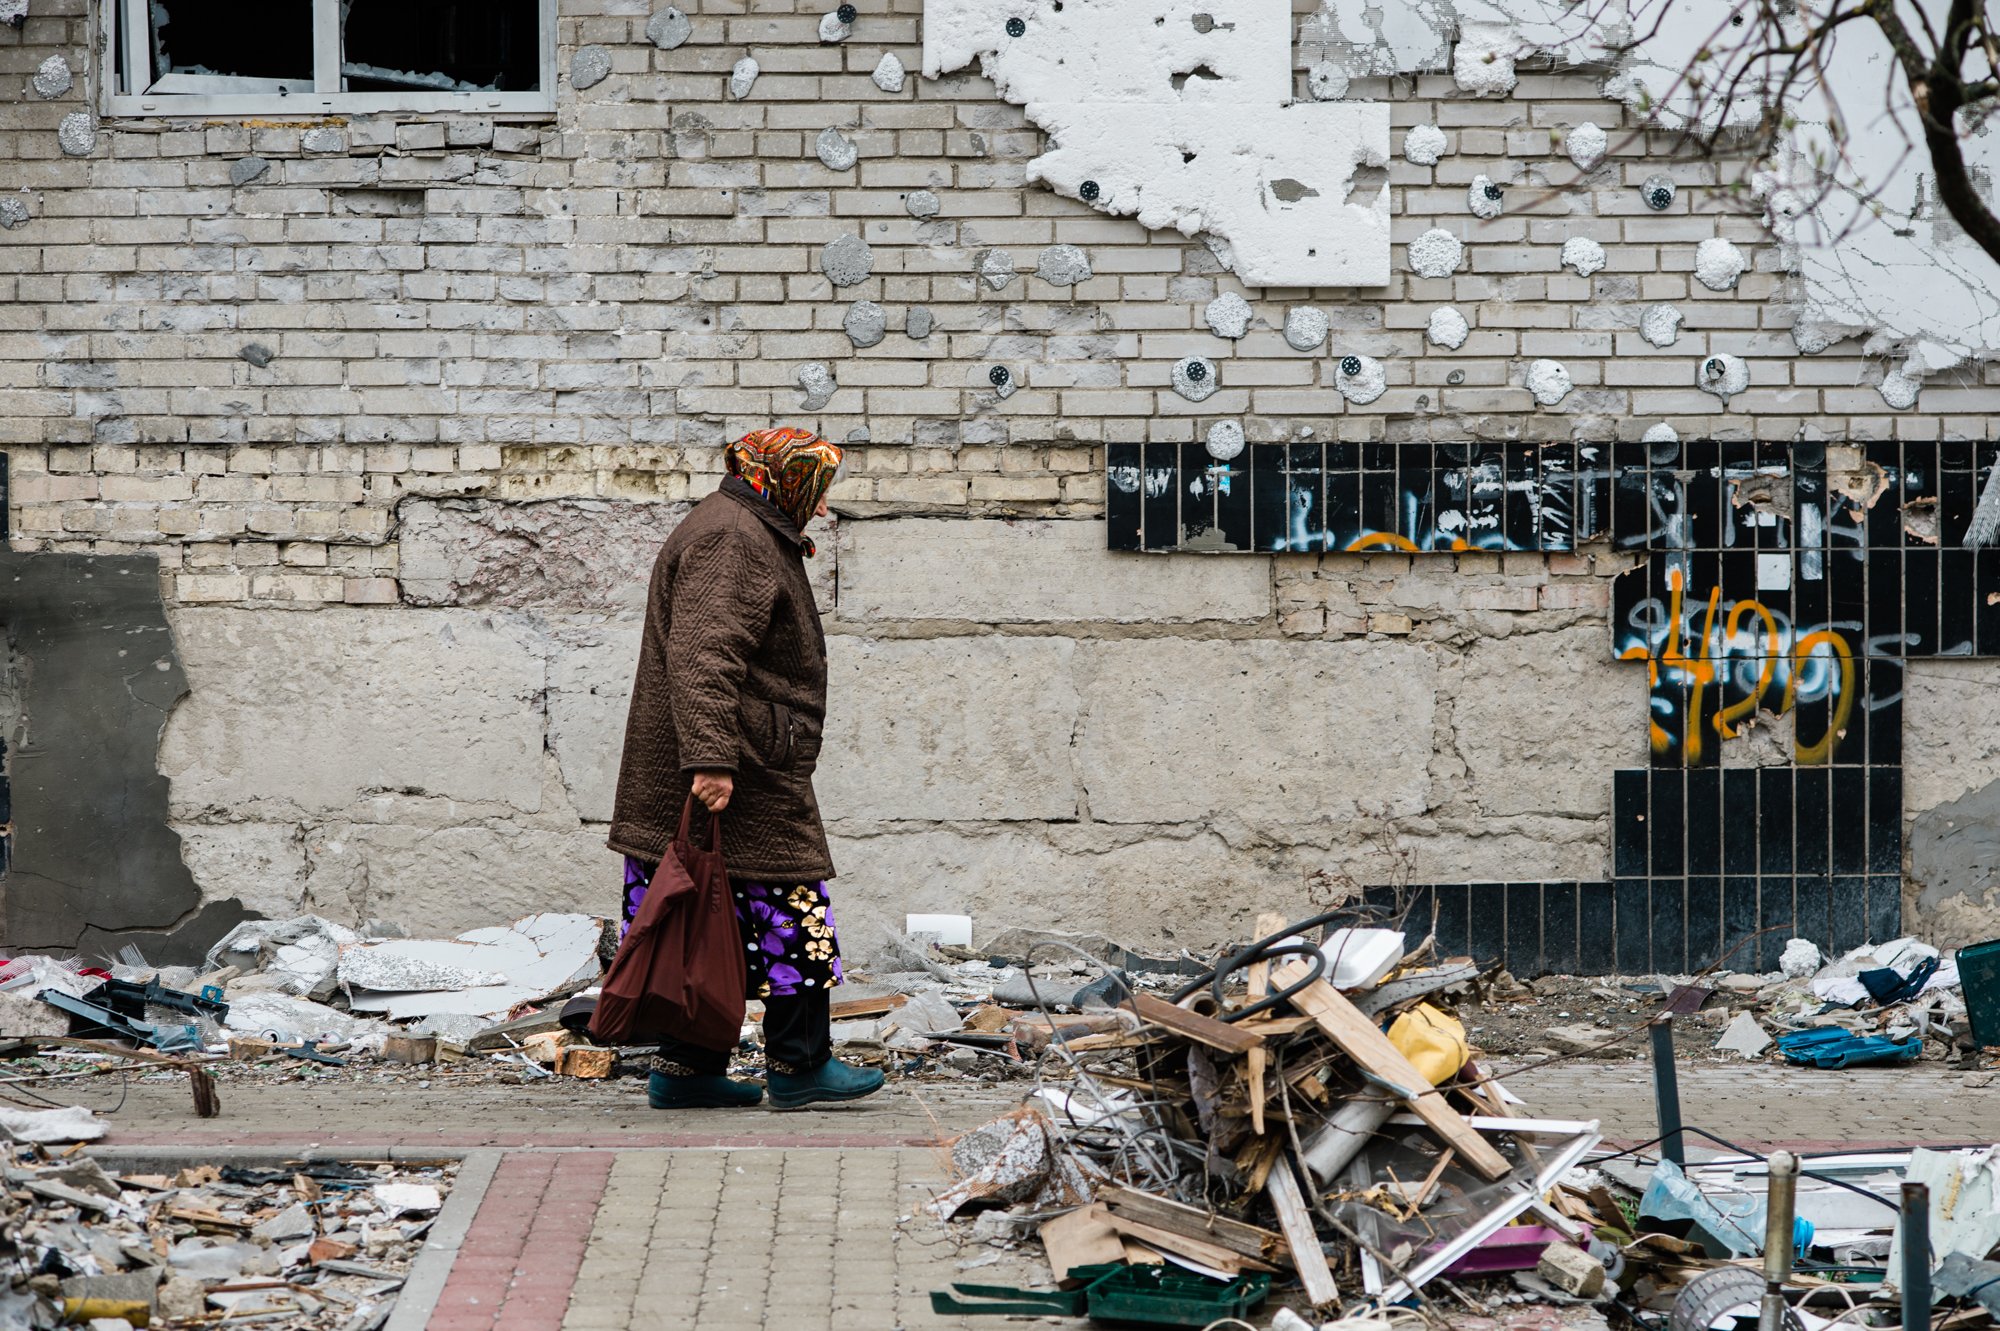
[2,1146,451,1329]
[918,907,2000,1329]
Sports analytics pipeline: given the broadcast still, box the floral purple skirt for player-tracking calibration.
[621,857,843,1000]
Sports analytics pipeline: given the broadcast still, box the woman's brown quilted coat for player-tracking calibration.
[608,477,834,880]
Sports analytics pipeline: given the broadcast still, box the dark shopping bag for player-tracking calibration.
[589,798,746,1051]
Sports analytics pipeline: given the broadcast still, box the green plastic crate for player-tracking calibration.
[1083,1265,1271,1327]
[1961,938,2000,1050]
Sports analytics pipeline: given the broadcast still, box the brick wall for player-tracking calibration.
[5,0,1999,958]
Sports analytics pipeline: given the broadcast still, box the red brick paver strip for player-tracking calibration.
[429,1150,613,1331]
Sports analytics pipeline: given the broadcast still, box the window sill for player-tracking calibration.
[102,90,556,118]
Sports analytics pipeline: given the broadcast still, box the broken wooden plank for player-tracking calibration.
[1097,1185,1289,1266]
[1039,1203,1125,1283]
[1272,960,1511,1181]
[1245,911,1285,1136]
[1100,1215,1274,1274]
[1266,1156,1339,1306]
[1127,992,1263,1056]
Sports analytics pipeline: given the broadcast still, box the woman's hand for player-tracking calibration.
[692,770,734,812]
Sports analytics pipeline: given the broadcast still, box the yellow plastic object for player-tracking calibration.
[62,1298,151,1326]
[1386,1003,1469,1086]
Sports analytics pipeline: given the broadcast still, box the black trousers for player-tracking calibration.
[656,985,831,1077]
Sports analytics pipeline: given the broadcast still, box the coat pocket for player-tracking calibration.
[740,697,796,769]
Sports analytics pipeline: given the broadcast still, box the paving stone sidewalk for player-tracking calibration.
[97,1066,1997,1329]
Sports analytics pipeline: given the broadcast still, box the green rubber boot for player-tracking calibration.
[648,1070,764,1109]
[766,1057,886,1109]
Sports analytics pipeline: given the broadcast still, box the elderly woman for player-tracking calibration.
[608,428,883,1111]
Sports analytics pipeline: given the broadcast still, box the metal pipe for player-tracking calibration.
[1759,1151,1799,1331]
[1903,1181,1932,1331]
[1650,1017,1684,1166]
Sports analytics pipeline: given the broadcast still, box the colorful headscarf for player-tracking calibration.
[726,428,844,556]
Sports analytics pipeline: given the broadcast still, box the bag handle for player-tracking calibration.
[676,793,724,852]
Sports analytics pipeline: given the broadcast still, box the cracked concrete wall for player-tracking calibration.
[5,0,2000,952]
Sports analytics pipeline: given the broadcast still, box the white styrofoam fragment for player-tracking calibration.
[1171,356,1219,401]
[1407,228,1463,279]
[1035,244,1092,286]
[1640,304,1683,348]
[1468,175,1504,219]
[31,55,71,99]
[1335,354,1385,404]
[1695,237,1747,291]
[820,234,874,286]
[571,45,612,89]
[819,9,853,42]
[1284,307,1329,352]
[905,189,941,219]
[57,112,95,156]
[1565,121,1606,169]
[1560,235,1605,277]
[1206,420,1245,460]
[923,0,1391,288]
[729,57,760,99]
[1205,292,1252,339]
[1452,22,1517,94]
[844,300,887,347]
[1695,353,1750,398]
[1403,123,1447,166]
[1525,358,1572,406]
[1427,306,1469,349]
[1641,422,1679,445]
[872,52,907,92]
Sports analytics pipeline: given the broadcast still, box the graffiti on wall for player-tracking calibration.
[1110,439,2000,973]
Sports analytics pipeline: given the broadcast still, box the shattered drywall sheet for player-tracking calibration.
[0,554,251,963]
[923,0,1390,287]
[1114,438,2000,974]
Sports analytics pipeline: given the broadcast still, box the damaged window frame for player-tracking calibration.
[98,0,558,117]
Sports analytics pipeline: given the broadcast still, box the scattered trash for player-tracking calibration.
[1,1145,450,1329]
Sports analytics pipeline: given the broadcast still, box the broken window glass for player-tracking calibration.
[342,0,542,93]
[147,0,315,93]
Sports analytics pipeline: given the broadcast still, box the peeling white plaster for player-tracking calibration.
[1525,358,1571,406]
[1427,306,1469,349]
[873,53,907,93]
[1172,356,1219,401]
[1206,419,1246,460]
[1205,293,1252,339]
[1335,354,1386,404]
[1560,235,1604,277]
[1694,237,1746,292]
[1407,228,1463,279]
[1467,175,1504,220]
[816,126,858,172]
[1301,0,1451,80]
[1696,353,1750,399]
[1284,307,1329,351]
[923,0,1390,288]
[729,57,760,99]
[1403,124,1447,167]
[1640,303,1683,348]
[1642,422,1679,445]
[1564,121,1606,170]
